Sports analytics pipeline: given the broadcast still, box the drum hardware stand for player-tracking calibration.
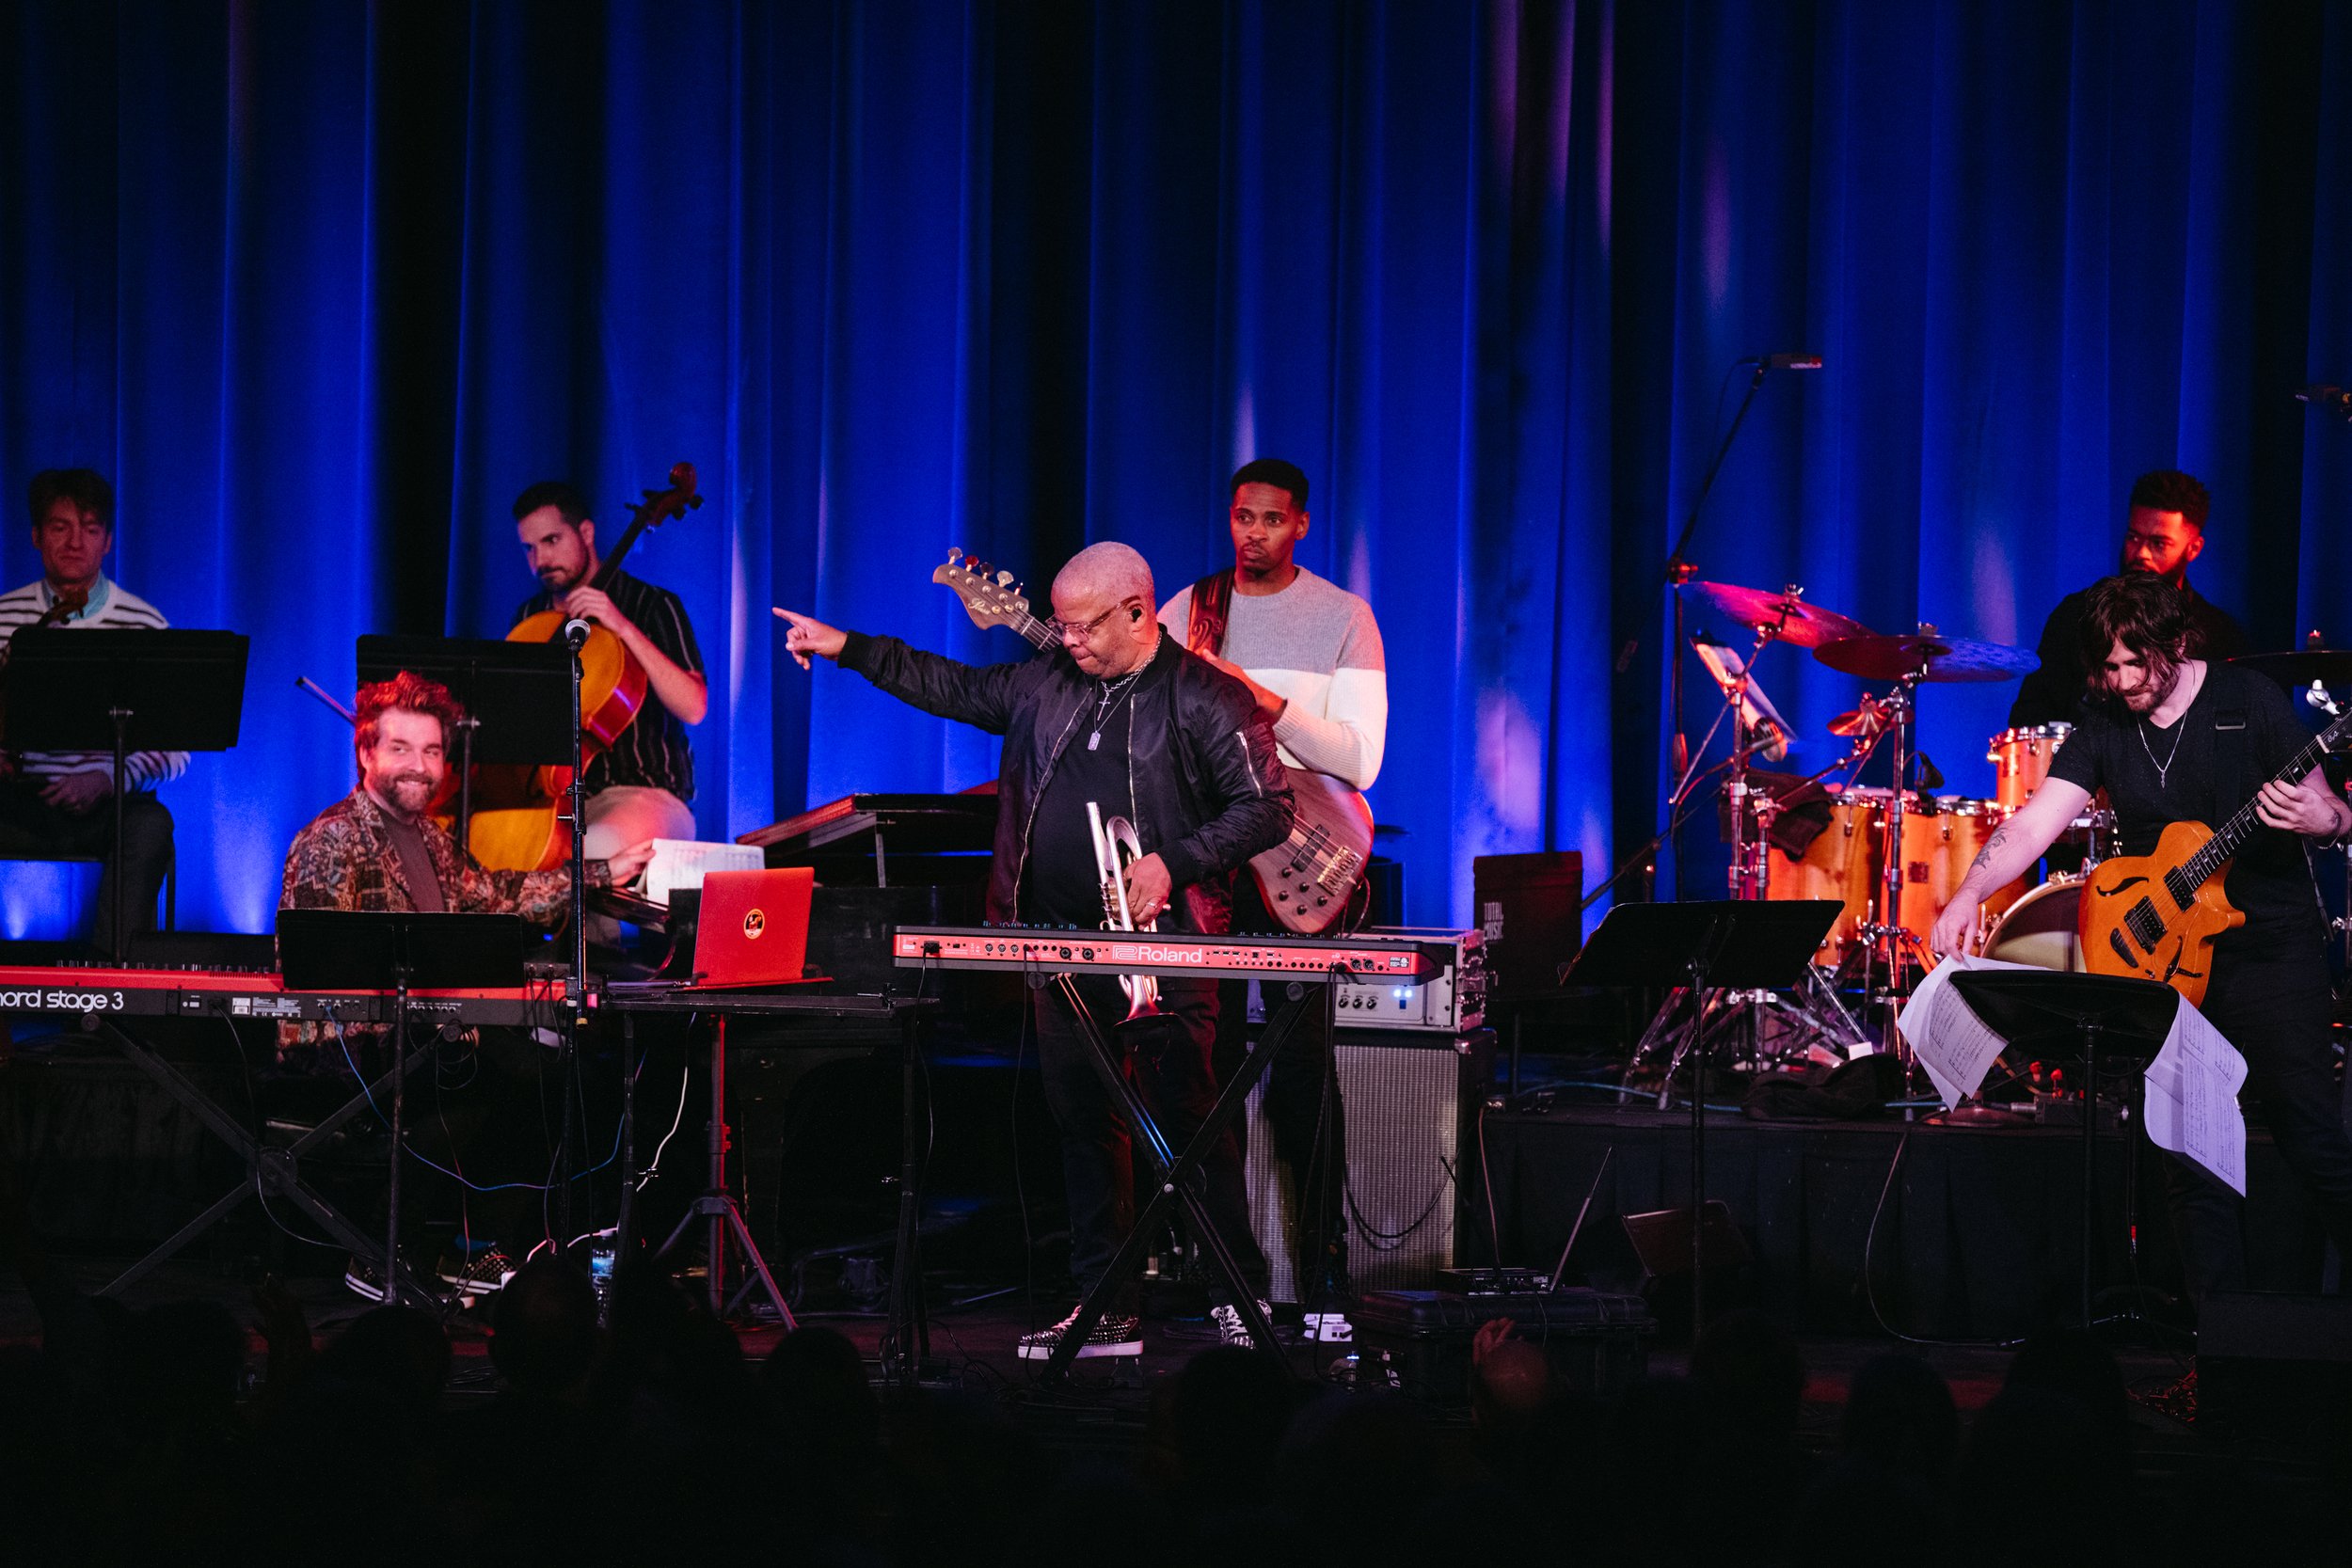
[1854,661,1932,1054]
[1626,627,1874,1085]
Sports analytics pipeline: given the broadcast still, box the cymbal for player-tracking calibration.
[2233,648,2352,688]
[1814,632,2039,683]
[1682,580,1872,649]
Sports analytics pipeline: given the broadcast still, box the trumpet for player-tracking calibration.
[1087,800,1161,1020]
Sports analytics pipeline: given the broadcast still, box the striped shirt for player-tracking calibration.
[1159,565,1388,792]
[512,566,703,801]
[0,576,188,789]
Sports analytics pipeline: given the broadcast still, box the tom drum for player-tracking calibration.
[1987,723,2072,814]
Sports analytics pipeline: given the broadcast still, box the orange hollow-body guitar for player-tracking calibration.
[2078,820,2244,1006]
[2078,706,2352,1005]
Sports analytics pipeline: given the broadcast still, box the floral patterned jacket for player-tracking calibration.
[279,788,606,924]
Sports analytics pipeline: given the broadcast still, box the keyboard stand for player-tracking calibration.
[1035,973,1331,1380]
[97,1019,441,1305]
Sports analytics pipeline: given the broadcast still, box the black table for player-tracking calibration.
[598,986,941,1380]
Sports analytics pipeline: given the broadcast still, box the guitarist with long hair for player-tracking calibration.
[1932,573,2352,1303]
[1161,458,1389,1337]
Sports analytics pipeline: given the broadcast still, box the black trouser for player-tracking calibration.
[2165,929,2352,1301]
[1214,877,1349,1304]
[1033,972,1266,1316]
[0,778,173,949]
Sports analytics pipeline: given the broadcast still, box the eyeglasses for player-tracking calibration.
[1045,601,1131,643]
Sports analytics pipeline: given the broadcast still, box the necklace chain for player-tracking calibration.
[1088,664,1147,750]
[2137,715,2186,791]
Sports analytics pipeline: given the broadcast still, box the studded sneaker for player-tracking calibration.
[1016,1307,1145,1360]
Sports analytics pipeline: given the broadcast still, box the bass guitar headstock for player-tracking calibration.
[933,548,1034,635]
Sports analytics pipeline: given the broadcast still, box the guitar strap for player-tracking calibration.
[1186,568,1234,657]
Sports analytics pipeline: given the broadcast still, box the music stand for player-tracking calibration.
[5,628,248,963]
[1561,899,1838,1332]
[278,911,531,1308]
[357,635,572,855]
[1949,971,2177,1327]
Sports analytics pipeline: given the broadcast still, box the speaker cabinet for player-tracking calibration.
[1243,1028,1493,1304]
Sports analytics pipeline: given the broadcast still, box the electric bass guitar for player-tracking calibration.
[2080,704,2352,1006]
[932,550,1374,934]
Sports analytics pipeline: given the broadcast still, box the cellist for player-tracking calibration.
[511,480,707,858]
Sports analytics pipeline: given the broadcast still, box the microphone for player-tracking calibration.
[2294,384,2352,420]
[563,617,593,651]
[1692,635,1792,762]
[1747,352,1824,372]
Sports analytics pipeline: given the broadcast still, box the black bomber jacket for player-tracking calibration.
[837,628,1295,932]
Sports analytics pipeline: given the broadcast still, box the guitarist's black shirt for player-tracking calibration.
[2047,661,2323,944]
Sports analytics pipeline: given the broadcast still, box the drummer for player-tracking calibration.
[2007,469,2248,728]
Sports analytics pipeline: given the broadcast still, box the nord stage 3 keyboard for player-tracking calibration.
[890,925,1448,984]
[0,964,565,1027]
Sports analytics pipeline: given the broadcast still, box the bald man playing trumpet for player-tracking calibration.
[776,542,1295,1361]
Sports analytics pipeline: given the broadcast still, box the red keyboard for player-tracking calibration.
[890,926,1443,983]
[0,965,565,1027]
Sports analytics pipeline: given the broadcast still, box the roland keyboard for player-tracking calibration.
[0,964,566,1027]
[890,925,1446,984]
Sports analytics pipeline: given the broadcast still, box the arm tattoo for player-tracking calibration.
[1965,824,2016,881]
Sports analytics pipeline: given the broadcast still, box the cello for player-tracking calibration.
[468,464,704,870]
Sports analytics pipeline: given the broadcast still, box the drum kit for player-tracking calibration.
[1637,578,2118,1080]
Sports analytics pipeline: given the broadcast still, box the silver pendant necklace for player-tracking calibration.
[2137,716,2186,792]
[1089,668,1144,751]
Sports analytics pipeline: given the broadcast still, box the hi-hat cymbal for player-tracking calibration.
[2233,648,2352,688]
[1814,632,2039,683]
[1683,580,1872,649]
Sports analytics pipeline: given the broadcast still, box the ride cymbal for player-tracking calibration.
[1813,632,2039,683]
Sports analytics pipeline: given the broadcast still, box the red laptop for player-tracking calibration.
[691,867,819,988]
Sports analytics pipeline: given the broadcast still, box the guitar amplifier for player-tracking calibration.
[1247,926,1484,1035]
[1244,1026,1495,1303]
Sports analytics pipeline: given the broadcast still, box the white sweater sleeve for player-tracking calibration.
[1271,608,1388,791]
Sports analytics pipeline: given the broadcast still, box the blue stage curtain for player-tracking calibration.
[1,0,2345,937]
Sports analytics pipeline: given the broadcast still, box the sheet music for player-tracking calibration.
[644,839,765,906]
[1897,954,2046,1110]
[2141,1000,2249,1197]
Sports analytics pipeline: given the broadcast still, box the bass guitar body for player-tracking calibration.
[2077,819,2244,1007]
[1248,767,1375,934]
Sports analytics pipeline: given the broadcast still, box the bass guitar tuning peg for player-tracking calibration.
[996,571,1014,588]
[946,546,963,563]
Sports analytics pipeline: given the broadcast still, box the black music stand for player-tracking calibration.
[5,628,248,962]
[1038,976,1340,1380]
[279,911,531,1309]
[1561,899,1838,1333]
[357,635,572,855]
[1949,971,2178,1328]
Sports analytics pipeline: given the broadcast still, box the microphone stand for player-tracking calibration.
[1649,360,1773,901]
[558,617,592,1247]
